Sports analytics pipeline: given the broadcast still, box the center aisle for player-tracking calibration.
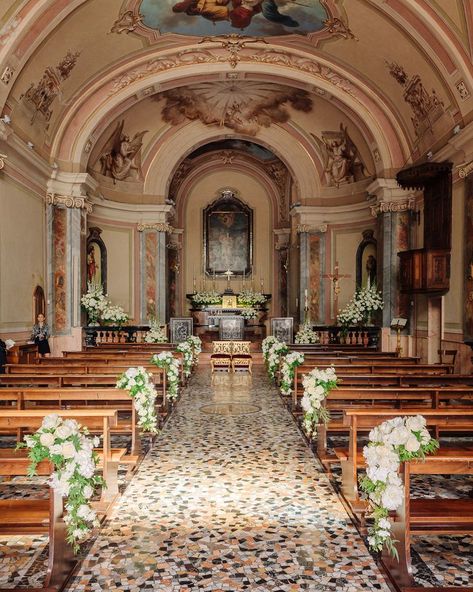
[68,368,390,592]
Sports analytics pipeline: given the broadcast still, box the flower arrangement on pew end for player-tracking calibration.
[144,319,167,343]
[359,415,439,558]
[266,338,289,381]
[262,336,278,362]
[337,285,383,327]
[151,352,180,401]
[176,340,193,378]
[116,367,159,434]
[81,282,128,326]
[295,324,320,344]
[187,335,202,365]
[301,367,338,437]
[17,414,104,552]
[280,352,305,396]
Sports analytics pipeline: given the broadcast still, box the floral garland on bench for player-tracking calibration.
[151,352,180,401]
[116,367,159,434]
[301,367,338,437]
[176,341,194,378]
[280,352,304,396]
[18,414,104,552]
[360,415,439,557]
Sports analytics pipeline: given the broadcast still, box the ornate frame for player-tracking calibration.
[169,317,193,343]
[203,189,253,277]
[271,317,293,344]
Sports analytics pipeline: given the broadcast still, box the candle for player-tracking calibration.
[304,289,308,309]
[296,297,299,309]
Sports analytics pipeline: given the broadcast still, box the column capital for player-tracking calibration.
[367,178,416,218]
[274,228,291,249]
[46,192,93,214]
[137,222,174,233]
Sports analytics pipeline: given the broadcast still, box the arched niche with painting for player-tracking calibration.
[356,229,377,290]
[86,227,107,293]
[33,285,45,320]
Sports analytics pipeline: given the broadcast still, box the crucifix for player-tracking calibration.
[322,261,351,310]
[224,269,234,293]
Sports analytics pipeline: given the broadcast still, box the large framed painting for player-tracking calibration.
[204,190,252,277]
[170,318,193,344]
[271,317,293,344]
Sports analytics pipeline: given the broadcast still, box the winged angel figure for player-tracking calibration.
[99,120,148,182]
[172,0,299,29]
[311,124,370,187]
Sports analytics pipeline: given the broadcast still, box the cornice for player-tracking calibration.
[292,202,372,226]
[89,197,174,224]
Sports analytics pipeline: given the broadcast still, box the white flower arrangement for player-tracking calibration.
[81,282,128,326]
[116,367,159,434]
[337,286,383,326]
[237,290,267,307]
[262,336,278,362]
[187,335,202,364]
[301,367,338,436]
[144,319,167,343]
[151,352,180,401]
[266,340,289,381]
[295,324,320,344]
[176,341,193,378]
[18,414,104,552]
[240,307,258,320]
[359,415,439,558]
[280,352,305,396]
[191,291,222,305]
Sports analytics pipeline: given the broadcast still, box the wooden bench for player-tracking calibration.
[335,409,473,507]
[0,409,126,502]
[384,451,473,588]
[0,452,76,591]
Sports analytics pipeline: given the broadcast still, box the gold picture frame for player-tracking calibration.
[222,295,237,308]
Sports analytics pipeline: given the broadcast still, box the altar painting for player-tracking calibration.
[138,0,329,38]
[204,192,252,276]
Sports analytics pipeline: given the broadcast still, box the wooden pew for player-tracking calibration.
[0,452,76,591]
[336,409,473,506]
[0,409,125,502]
[383,452,473,588]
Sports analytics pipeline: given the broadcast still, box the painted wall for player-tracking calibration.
[183,171,272,314]
[0,176,45,334]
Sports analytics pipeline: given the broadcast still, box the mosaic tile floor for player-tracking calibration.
[63,368,391,592]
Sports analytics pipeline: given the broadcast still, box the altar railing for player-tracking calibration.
[83,325,155,347]
[308,325,381,349]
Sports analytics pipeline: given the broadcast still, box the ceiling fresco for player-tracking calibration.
[137,0,330,37]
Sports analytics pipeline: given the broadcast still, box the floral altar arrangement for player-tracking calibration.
[262,336,278,362]
[266,339,289,381]
[116,367,159,434]
[144,319,167,343]
[301,367,338,436]
[187,335,202,365]
[360,415,439,558]
[240,307,258,321]
[337,285,383,326]
[81,282,128,326]
[237,289,267,307]
[151,352,180,401]
[191,291,222,306]
[176,341,193,378]
[18,414,104,552]
[280,352,305,396]
[295,324,320,344]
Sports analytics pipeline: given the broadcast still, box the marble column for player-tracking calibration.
[297,224,326,325]
[138,222,173,323]
[368,179,416,328]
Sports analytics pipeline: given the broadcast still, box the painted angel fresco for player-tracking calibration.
[98,120,148,182]
[312,124,370,187]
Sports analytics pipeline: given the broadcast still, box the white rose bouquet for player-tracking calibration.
[337,286,383,326]
[176,341,193,378]
[237,290,267,307]
[360,415,439,557]
[187,335,202,364]
[191,291,222,305]
[266,340,288,381]
[295,324,320,344]
[17,414,104,552]
[144,319,167,344]
[151,352,180,401]
[116,366,159,434]
[262,336,278,362]
[301,367,338,436]
[280,352,305,396]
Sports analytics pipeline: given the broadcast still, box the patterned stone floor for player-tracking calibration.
[64,368,391,592]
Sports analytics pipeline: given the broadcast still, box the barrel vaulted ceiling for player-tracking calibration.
[0,1,472,208]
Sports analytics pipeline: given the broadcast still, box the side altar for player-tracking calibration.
[186,292,271,351]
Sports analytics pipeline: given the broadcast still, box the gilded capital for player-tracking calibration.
[137,222,174,233]
[457,160,473,179]
[46,192,93,214]
[370,197,415,217]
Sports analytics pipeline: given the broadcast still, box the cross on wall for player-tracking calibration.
[322,261,351,312]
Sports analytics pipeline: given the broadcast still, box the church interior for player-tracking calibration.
[1,1,473,590]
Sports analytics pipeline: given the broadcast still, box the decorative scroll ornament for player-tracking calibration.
[0,153,6,169]
[46,193,93,214]
[111,10,143,34]
[110,49,355,97]
[137,222,174,233]
[296,223,327,233]
[323,17,357,40]
[457,160,473,179]
[199,34,267,69]
[370,198,415,217]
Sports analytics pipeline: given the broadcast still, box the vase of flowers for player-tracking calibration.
[337,286,383,328]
